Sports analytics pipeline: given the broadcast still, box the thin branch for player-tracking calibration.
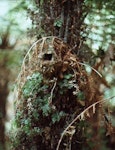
[77,61,102,77]
[49,78,57,104]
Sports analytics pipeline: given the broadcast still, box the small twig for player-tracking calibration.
[77,61,102,77]
[56,96,115,150]
[49,78,57,103]
[16,38,42,82]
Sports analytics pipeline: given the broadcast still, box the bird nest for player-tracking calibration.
[13,36,104,150]
[17,36,87,98]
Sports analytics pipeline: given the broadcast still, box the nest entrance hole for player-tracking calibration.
[43,54,53,60]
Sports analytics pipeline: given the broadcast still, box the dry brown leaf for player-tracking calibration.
[85,110,90,118]
[106,123,114,136]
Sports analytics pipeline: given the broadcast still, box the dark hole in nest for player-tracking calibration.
[43,54,52,60]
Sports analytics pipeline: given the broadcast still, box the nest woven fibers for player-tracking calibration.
[16,36,86,97]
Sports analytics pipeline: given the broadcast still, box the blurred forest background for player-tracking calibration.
[0,0,115,150]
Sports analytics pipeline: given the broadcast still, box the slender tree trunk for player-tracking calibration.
[0,26,14,150]
[0,64,9,150]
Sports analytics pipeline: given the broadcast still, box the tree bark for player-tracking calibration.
[32,0,86,52]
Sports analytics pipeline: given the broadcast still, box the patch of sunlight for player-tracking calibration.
[0,1,9,16]
[104,87,115,106]
[106,74,114,83]
[85,65,91,74]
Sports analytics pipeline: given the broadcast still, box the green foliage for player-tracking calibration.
[58,74,75,91]
[12,70,86,149]
[51,111,66,124]
[22,72,43,98]
[77,92,85,101]
[54,19,63,28]
[85,0,115,50]
[39,0,44,6]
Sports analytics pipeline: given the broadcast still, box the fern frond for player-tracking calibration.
[56,96,115,150]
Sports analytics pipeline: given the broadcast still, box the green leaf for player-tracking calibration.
[64,74,73,79]
[77,92,85,101]
[22,72,43,98]
[52,111,65,124]
[54,19,63,27]
[33,110,39,120]
[41,103,51,116]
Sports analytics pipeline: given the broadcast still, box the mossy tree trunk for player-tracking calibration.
[11,1,112,150]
